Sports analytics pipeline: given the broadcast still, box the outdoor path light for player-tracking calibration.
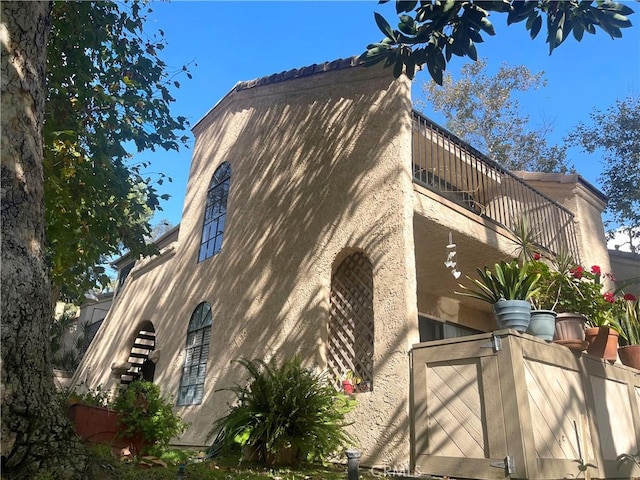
[346,449,361,480]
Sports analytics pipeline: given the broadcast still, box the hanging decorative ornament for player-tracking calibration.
[444,232,461,279]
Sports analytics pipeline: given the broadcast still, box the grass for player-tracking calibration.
[80,446,382,480]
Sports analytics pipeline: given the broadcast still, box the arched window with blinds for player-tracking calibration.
[177,302,212,405]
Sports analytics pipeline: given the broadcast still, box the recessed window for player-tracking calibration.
[177,302,212,405]
[418,315,480,342]
[198,162,231,262]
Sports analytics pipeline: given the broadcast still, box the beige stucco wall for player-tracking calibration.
[74,62,418,466]
[609,249,640,297]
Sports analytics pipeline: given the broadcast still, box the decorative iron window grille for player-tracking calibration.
[177,302,212,405]
[198,162,231,262]
[328,252,374,392]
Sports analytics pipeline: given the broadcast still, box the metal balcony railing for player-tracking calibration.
[412,110,580,260]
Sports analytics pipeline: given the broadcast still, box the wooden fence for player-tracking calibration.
[410,330,640,479]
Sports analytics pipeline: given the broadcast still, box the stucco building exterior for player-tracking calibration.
[72,58,617,469]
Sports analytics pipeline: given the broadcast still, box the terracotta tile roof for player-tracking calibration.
[192,56,364,132]
[232,56,363,93]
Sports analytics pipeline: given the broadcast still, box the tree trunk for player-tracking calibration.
[1,2,86,478]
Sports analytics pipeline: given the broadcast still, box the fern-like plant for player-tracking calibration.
[209,357,356,465]
[456,260,541,304]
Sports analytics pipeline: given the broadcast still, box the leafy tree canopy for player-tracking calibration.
[361,0,634,84]
[566,95,640,252]
[418,59,571,172]
[44,0,191,301]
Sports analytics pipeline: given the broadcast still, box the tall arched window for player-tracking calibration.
[328,252,374,392]
[198,162,231,262]
[177,302,212,405]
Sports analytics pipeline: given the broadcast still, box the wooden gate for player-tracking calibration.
[410,330,640,479]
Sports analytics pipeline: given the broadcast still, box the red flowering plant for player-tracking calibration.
[527,252,624,331]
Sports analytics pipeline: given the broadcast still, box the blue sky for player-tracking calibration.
[141,1,640,228]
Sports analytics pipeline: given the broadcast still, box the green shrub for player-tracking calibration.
[112,381,188,455]
[58,382,110,407]
[210,357,356,465]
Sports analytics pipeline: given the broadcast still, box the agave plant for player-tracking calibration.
[618,296,640,345]
[456,260,541,304]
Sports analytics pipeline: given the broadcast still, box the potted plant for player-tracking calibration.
[516,254,557,341]
[209,357,356,466]
[341,370,362,395]
[528,252,594,347]
[534,254,626,360]
[583,287,624,363]
[457,259,540,332]
[559,263,624,361]
[527,255,584,345]
[112,381,187,456]
[61,384,126,448]
[617,295,640,369]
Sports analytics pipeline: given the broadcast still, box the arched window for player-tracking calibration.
[177,302,212,405]
[198,162,231,262]
[328,252,374,392]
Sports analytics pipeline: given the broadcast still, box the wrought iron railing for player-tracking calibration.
[412,110,580,260]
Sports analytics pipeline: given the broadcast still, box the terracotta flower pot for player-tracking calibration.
[618,344,640,370]
[585,327,619,362]
[68,404,127,448]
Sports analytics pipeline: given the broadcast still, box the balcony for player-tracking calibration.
[411,111,579,260]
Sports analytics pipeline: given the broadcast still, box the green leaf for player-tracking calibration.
[508,1,537,25]
[359,46,391,68]
[616,4,635,16]
[479,17,496,35]
[467,28,484,43]
[530,15,542,39]
[483,1,511,13]
[605,12,632,28]
[405,57,416,79]
[384,49,398,67]
[398,14,416,35]
[416,5,436,23]
[573,21,585,41]
[374,12,397,42]
[393,56,404,78]
[395,0,417,14]
[426,58,443,85]
[468,41,478,61]
[442,0,456,14]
